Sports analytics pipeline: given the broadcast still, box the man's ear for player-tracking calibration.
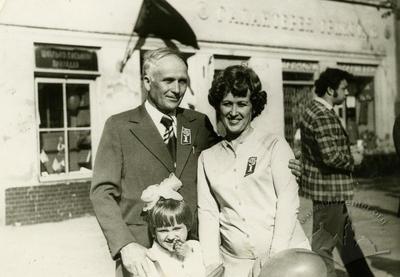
[327,87,334,96]
[143,75,151,91]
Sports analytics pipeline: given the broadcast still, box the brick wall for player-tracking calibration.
[5,181,94,225]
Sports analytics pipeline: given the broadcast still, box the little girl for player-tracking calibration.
[140,173,213,277]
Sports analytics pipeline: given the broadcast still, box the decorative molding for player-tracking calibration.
[337,63,377,75]
[282,60,319,72]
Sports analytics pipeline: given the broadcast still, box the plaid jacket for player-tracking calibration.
[300,99,355,201]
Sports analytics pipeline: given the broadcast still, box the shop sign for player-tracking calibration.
[173,0,390,54]
[337,63,377,75]
[35,45,98,71]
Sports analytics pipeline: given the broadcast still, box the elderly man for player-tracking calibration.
[91,47,301,277]
[91,47,218,276]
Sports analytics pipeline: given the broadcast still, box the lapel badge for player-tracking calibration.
[244,157,257,177]
[181,126,191,145]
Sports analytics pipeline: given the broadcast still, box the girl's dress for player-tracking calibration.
[145,240,206,277]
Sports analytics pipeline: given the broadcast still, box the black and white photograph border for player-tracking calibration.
[0,0,399,276]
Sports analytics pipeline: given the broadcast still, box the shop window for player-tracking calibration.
[36,79,92,180]
[282,60,318,149]
[337,63,376,149]
[213,55,249,81]
[213,55,249,71]
[346,77,375,145]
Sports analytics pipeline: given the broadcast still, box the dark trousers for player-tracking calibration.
[312,201,374,277]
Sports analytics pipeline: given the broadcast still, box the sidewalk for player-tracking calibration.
[0,217,114,277]
[1,178,399,277]
[298,177,400,277]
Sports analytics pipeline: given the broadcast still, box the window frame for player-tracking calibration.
[35,77,94,182]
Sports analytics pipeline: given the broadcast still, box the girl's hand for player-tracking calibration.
[173,239,191,259]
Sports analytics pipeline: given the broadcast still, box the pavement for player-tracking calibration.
[1,176,399,277]
[299,176,400,277]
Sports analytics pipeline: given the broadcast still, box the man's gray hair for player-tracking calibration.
[142,47,187,76]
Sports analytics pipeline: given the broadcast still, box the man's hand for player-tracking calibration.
[350,145,364,166]
[289,154,302,181]
[120,242,149,277]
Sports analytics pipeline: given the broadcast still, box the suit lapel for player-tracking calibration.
[314,100,350,140]
[328,107,350,139]
[175,108,199,178]
[128,105,175,173]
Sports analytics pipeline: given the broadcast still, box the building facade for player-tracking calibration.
[0,0,397,225]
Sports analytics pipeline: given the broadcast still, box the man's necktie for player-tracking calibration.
[160,115,176,164]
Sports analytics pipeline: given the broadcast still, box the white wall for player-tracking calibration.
[0,26,38,186]
[374,17,397,139]
[0,0,139,34]
[0,26,144,188]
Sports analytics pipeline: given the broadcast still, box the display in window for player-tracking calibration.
[67,84,90,127]
[37,80,92,178]
[346,77,375,145]
[68,130,92,172]
[38,83,63,128]
[283,85,313,148]
[40,132,65,176]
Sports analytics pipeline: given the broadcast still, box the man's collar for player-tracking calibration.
[144,101,176,124]
[314,97,333,111]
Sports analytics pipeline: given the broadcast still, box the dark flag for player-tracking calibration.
[134,0,199,49]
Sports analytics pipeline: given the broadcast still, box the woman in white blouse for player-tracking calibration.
[197,65,310,277]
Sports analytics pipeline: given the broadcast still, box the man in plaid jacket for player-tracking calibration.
[300,68,374,277]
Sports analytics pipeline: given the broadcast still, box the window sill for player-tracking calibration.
[39,171,92,184]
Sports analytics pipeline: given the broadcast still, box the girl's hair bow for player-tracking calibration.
[140,173,183,212]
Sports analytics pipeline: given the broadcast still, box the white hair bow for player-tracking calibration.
[141,173,183,212]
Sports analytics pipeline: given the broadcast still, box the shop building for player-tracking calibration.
[0,0,397,226]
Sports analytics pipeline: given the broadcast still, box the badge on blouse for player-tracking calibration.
[244,157,257,177]
[181,126,191,145]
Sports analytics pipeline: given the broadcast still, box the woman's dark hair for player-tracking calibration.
[145,198,193,236]
[208,65,267,120]
[314,68,353,97]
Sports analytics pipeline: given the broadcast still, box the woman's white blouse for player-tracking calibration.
[197,129,308,266]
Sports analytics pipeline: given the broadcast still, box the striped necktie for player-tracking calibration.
[160,115,176,163]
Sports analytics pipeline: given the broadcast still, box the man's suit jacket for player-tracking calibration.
[300,99,355,202]
[90,104,218,260]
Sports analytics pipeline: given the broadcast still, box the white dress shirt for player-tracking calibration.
[197,127,310,268]
[314,96,333,110]
[145,101,177,138]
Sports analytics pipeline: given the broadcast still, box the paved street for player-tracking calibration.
[1,177,399,277]
[299,176,400,277]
